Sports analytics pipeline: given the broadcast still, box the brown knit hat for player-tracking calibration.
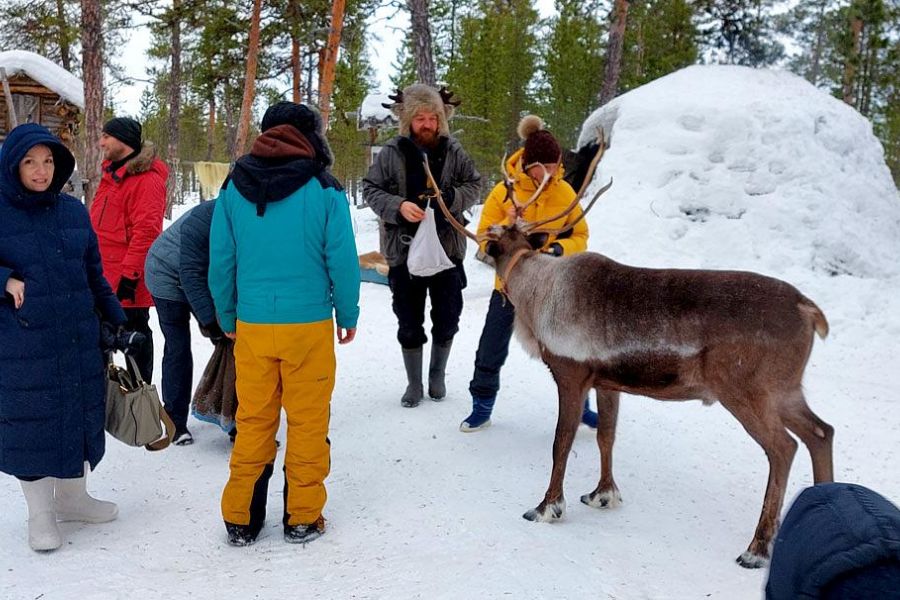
[518,115,561,166]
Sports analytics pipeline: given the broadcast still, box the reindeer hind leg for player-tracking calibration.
[779,390,834,483]
[581,388,623,509]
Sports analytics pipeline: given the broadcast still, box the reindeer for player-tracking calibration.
[422,141,834,568]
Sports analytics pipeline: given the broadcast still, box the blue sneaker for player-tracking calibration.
[460,396,496,432]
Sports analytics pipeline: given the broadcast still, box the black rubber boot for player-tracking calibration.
[428,339,453,400]
[401,347,424,407]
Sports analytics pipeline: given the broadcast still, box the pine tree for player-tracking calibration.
[445,0,541,179]
[697,0,784,66]
[620,0,697,91]
[539,0,605,148]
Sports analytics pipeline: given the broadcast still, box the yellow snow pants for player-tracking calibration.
[221,319,335,528]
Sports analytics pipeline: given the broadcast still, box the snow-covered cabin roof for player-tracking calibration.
[0,50,84,108]
[359,93,399,130]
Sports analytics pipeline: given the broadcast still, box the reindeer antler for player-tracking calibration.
[381,88,404,110]
[500,152,554,220]
[438,86,461,107]
[522,128,610,233]
[422,155,486,243]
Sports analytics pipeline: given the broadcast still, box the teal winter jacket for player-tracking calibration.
[208,126,360,333]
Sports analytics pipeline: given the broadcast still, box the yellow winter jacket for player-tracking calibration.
[477,148,589,290]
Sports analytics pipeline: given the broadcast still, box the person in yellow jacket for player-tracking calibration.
[460,115,599,432]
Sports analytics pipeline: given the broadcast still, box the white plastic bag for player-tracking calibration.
[407,199,455,277]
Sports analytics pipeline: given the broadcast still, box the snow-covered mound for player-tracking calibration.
[577,65,900,279]
[0,50,84,108]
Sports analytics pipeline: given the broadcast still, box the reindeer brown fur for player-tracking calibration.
[423,144,834,569]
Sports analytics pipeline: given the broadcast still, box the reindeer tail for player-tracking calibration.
[799,297,830,339]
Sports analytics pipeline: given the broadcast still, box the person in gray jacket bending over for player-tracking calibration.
[145,199,221,445]
[363,83,482,408]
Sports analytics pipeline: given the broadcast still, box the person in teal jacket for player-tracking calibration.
[208,101,360,547]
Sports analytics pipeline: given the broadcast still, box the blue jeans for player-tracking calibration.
[153,297,193,433]
[468,290,516,399]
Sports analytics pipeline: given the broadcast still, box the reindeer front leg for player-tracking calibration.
[524,360,591,523]
[581,388,623,508]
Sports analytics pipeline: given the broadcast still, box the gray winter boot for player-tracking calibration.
[20,478,62,552]
[401,347,424,407]
[427,339,453,400]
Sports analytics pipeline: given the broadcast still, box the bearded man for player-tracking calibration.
[363,84,481,408]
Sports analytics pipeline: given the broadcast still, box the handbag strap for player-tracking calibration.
[146,408,176,452]
[122,355,177,451]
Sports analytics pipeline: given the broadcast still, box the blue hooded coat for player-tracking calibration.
[0,124,126,478]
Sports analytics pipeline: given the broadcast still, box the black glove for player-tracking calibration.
[545,243,563,257]
[100,321,118,354]
[117,328,147,355]
[116,277,139,302]
[100,323,145,355]
[200,321,225,344]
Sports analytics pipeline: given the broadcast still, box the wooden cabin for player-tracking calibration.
[0,50,83,150]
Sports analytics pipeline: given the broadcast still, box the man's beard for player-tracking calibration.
[412,128,439,148]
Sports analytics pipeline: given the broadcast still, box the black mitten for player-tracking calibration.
[116,277,139,302]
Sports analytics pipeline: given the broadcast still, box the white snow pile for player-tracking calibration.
[577,65,900,279]
[0,50,85,108]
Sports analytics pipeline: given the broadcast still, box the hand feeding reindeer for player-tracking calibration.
[423,134,834,569]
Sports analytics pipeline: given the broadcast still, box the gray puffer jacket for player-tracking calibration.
[362,136,481,267]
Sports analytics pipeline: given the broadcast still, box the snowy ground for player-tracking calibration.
[2,66,899,599]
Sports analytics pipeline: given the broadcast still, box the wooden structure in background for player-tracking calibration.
[0,52,82,149]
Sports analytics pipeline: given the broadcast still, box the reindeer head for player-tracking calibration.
[420,130,611,269]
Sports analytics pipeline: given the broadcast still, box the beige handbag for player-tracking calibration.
[105,355,175,451]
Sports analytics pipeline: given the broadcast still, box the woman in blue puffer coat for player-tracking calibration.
[0,124,127,552]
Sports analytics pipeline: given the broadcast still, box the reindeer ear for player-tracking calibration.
[526,232,550,250]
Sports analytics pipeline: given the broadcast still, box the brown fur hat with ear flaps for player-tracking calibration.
[391,83,455,137]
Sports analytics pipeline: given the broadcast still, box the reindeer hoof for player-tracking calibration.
[736,550,769,569]
[523,499,565,522]
[580,489,622,509]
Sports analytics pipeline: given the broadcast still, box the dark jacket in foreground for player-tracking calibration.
[362,136,481,267]
[0,124,126,478]
[145,199,217,327]
[766,482,900,599]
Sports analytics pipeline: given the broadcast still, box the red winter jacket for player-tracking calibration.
[89,143,168,308]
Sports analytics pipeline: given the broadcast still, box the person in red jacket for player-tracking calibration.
[89,117,168,383]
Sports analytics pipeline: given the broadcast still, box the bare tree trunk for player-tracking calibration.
[56,0,71,71]
[81,0,104,206]
[165,0,182,218]
[318,0,347,130]
[206,95,216,161]
[842,14,863,106]
[598,0,629,106]
[224,89,237,158]
[233,0,262,161]
[289,0,302,103]
[809,0,827,86]
[292,36,302,102]
[408,0,436,85]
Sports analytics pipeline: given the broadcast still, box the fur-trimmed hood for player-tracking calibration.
[391,83,456,137]
[124,142,161,176]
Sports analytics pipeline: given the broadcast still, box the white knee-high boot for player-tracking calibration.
[20,478,62,551]
[54,463,118,523]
